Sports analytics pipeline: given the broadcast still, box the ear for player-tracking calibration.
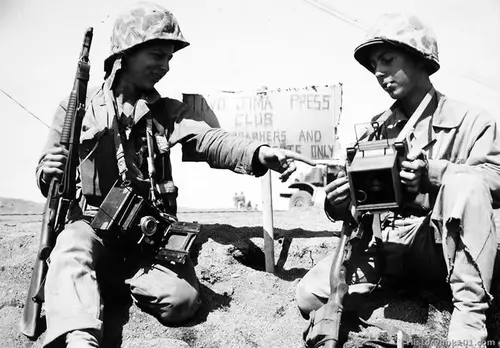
[417,58,427,70]
[407,54,430,77]
[413,56,430,74]
[120,53,129,71]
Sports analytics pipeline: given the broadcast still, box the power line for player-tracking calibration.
[0,87,50,128]
[457,73,500,93]
[303,0,368,31]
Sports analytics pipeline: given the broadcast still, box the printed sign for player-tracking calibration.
[183,84,343,160]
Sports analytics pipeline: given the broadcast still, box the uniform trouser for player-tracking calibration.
[42,220,201,347]
[296,173,498,343]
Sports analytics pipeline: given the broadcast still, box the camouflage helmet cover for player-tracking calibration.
[354,13,440,75]
[104,1,190,72]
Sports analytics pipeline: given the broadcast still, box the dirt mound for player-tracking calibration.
[0,197,44,215]
[1,199,499,348]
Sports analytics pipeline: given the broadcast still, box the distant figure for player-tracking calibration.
[232,192,238,209]
[245,199,252,210]
[235,191,246,210]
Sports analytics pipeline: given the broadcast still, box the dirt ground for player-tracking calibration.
[1,197,499,348]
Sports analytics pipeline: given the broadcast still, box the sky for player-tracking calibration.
[1,0,499,208]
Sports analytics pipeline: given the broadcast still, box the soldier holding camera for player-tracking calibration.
[35,2,315,347]
[296,13,500,342]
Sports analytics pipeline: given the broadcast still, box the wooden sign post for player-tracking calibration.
[261,170,275,273]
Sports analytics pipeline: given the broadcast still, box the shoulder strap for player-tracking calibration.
[145,114,165,208]
[355,106,395,143]
[102,82,128,181]
[395,87,435,143]
[357,87,436,144]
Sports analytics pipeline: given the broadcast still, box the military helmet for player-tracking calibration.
[104,1,190,73]
[354,13,440,75]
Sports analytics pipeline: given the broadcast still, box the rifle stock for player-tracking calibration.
[303,216,358,348]
[323,219,356,348]
[19,27,93,339]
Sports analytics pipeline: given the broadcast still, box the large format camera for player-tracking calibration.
[90,181,200,264]
[345,122,408,212]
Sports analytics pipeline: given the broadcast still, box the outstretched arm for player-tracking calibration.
[168,99,315,179]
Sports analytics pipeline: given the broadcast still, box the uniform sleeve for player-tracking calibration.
[166,98,269,176]
[35,98,68,197]
[424,111,500,204]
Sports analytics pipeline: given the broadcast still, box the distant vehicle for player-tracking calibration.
[280,159,345,209]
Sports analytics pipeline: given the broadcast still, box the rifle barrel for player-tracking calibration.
[19,27,94,340]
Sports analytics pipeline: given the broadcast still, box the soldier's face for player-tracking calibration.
[123,41,175,90]
[368,45,426,100]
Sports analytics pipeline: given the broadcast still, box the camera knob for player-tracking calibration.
[356,190,368,204]
[140,216,158,236]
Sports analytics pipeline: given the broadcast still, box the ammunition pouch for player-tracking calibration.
[90,180,200,264]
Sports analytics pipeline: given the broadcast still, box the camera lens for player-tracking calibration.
[368,177,383,192]
[140,216,158,236]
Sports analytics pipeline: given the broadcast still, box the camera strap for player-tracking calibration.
[375,87,435,139]
[103,81,129,181]
[372,212,383,240]
[145,114,167,209]
[394,87,436,144]
[102,83,167,209]
[364,87,436,145]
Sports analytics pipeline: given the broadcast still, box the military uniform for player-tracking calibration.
[296,13,500,343]
[36,3,268,347]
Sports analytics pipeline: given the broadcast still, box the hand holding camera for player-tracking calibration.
[400,149,428,194]
[325,170,351,206]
